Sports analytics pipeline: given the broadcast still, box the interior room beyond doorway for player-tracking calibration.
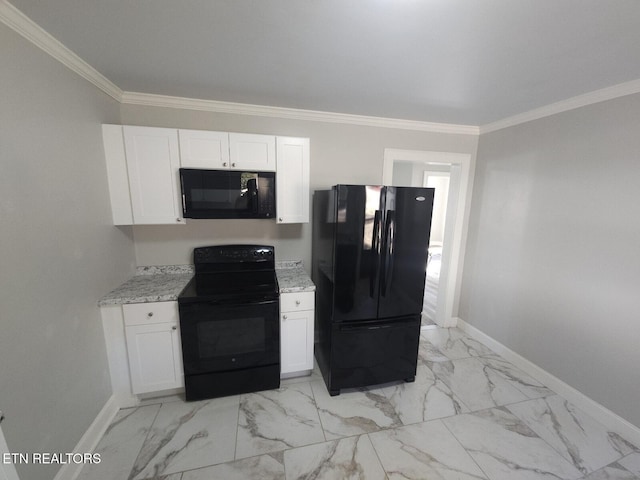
[391,161,450,326]
[383,148,472,329]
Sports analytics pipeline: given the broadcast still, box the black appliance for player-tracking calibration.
[312,185,434,395]
[178,245,280,401]
[180,168,276,219]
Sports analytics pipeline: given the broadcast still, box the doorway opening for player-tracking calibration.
[422,170,450,326]
[383,149,473,328]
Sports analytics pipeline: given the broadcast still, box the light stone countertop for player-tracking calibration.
[98,262,314,306]
[98,265,194,306]
[275,261,315,293]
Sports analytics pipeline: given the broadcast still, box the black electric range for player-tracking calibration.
[178,245,280,401]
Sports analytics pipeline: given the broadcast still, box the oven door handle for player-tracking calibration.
[184,298,279,307]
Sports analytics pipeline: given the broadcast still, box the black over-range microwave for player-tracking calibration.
[179,168,276,219]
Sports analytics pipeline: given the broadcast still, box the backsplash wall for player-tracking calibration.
[132,221,308,267]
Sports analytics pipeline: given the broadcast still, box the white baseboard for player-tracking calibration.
[456,317,640,448]
[53,395,120,480]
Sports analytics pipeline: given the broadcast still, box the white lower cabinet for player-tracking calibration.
[122,302,184,395]
[280,291,315,376]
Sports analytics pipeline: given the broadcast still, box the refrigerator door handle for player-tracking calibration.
[381,210,395,296]
[370,209,382,297]
[339,323,392,332]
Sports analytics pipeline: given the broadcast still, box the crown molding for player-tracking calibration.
[0,1,474,135]
[480,78,640,134]
[121,91,480,135]
[0,0,122,101]
[5,0,640,136]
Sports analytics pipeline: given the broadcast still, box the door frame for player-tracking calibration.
[383,149,474,327]
[0,417,20,480]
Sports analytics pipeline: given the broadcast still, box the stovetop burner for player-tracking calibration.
[178,245,279,304]
[179,271,279,303]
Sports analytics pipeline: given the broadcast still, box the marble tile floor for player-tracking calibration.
[79,327,639,480]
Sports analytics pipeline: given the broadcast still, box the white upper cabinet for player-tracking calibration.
[229,133,276,171]
[179,130,276,171]
[102,124,134,225]
[276,137,310,223]
[102,125,184,225]
[123,126,184,225]
[178,129,230,169]
[103,125,309,225]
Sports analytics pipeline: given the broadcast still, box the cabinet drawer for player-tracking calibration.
[123,301,179,326]
[280,291,315,312]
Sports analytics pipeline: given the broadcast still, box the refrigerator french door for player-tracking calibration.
[313,184,434,395]
[333,185,434,322]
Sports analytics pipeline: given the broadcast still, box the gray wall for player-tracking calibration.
[460,93,640,428]
[0,25,135,480]
[120,104,479,270]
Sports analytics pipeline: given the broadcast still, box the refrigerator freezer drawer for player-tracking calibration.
[327,316,420,395]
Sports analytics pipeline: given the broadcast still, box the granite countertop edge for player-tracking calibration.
[98,261,314,306]
[276,262,316,294]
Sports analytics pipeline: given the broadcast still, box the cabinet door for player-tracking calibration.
[229,133,276,171]
[125,322,184,394]
[123,126,184,224]
[276,137,310,223]
[281,309,314,375]
[179,129,230,169]
[102,125,134,225]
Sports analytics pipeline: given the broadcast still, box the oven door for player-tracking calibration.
[178,299,279,375]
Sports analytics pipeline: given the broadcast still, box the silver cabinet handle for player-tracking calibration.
[279,217,283,222]
[147,312,153,317]
[223,162,228,167]
[282,315,288,320]
[172,325,177,330]
[295,300,301,306]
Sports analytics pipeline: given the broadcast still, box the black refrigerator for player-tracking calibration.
[312,184,434,395]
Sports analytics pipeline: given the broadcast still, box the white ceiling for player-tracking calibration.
[9,0,640,126]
